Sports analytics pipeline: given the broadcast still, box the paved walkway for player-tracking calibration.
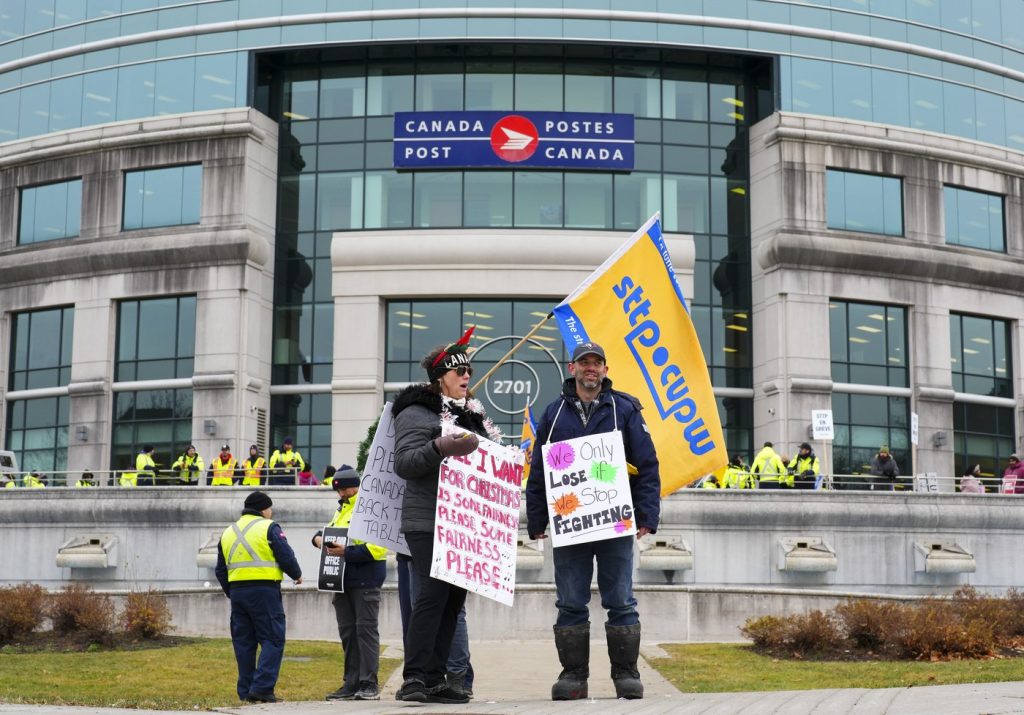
[2,640,1022,714]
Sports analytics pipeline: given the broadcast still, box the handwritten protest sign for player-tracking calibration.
[317,526,348,592]
[541,431,635,547]
[430,430,522,606]
[348,403,409,556]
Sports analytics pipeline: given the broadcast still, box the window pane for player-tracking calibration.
[123,165,201,230]
[413,172,462,228]
[826,169,903,236]
[464,172,512,227]
[514,172,562,227]
[944,185,1004,252]
[19,179,81,244]
[565,173,612,229]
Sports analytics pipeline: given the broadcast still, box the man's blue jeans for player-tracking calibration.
[552,535,638,628]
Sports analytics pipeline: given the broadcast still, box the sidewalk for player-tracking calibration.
[1,640,1021,714]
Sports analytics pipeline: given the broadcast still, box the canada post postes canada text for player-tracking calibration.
[393,110,635,171]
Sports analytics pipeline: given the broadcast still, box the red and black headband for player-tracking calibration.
[428,326,475,380]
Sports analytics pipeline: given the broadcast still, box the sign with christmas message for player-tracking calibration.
[541,431,635,547]
[348,403,409,556]
[430,430,523,606]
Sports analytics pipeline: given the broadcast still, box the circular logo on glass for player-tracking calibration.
[489,115,539,163]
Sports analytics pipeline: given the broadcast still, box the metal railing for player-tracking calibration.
[0,468,312,488]
[694,472,1017,494]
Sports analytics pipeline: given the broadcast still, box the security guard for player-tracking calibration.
[268,436,305,486]
[242,445,266,487]
[209,444,238,487]
[121,445,157,487]
[75,471,96,488]
[722,454,753,489]
[751,441,790,489]
[215,491,302,704]
[171,445,205,485]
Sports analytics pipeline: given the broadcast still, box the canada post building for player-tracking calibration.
[1,1,1024,488]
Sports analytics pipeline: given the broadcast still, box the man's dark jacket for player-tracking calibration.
[526,377,661,538]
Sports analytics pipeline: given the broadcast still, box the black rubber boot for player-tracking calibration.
[606,623,644,700]
[551,623,590,700]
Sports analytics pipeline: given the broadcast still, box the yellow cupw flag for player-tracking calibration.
[552,213,727,495]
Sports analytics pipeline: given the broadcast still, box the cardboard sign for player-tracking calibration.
[914,473,939,493]
[541,431,636,547]
[317,526,348,592]
[348,403,409,556]
[430,429,522,607]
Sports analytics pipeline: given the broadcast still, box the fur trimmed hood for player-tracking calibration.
[392,383,490,438]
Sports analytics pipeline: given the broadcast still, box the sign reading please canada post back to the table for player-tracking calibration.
[542,431,636,547]
[430,429,522,607]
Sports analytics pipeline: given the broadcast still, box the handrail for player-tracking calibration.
[0,468,310,488]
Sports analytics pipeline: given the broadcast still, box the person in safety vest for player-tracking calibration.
[321,465,337,487]
[2,473,14,488]
[171,445,205,485]
[23,471,46,488]
[722,454,752,489]
[701,473,722,488]
[242,445,266,487]
[788,442,821,490]
[215,491,302,704]
[315,469,387,701]
[75,470,96,488]
[122,445,156,487]
[269,436,304,486]
[210,444,238,487]
[751,442,790,489]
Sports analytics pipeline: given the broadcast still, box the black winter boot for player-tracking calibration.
[551,623,590,700]
[606,623,643,699]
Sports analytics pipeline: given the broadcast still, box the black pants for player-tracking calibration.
[402,531,467,687]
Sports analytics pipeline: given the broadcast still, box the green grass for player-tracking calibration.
[0,638,400,710]
[649,643,1024,693]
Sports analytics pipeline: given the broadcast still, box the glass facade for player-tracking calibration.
[260,45,764,393]
[949,313,1012,398]
[5,306,74,475]
[944,185,1004,253]
[0,2,1021,152]
[115,296,196,381]
[18,178,81,245]
[270,393,331,478]
[826,169,903,236]
[122,164,202,230]
[830,300,909,479]
[953,401,1015,493]
[110,388,193,477]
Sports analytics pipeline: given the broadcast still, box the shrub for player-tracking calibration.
[835,599,907,653]
[0,584,47,643]
[121,589,173,639]
[784,610,845,655]
[893,599,996,660]
[1003,589,1024,637]
[48,583,116,645]
[740,615,790,650]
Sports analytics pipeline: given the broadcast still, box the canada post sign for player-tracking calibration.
[394,111,634,171]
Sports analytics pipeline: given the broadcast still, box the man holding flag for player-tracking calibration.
[526,342,660,701]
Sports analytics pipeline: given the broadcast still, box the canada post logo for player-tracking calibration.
[394,111,634,171]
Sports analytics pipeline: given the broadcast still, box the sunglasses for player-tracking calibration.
[452,365,473,377]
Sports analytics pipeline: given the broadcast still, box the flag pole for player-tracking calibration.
[470,312,554,393]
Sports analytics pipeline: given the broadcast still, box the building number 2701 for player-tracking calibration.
[491,380,532,395]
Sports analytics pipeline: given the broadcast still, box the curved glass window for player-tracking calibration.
[944,185,1004,253]
[826,169,903,236]
[19,178,81,244]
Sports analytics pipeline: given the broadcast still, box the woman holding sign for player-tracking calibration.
[391,326,503,704]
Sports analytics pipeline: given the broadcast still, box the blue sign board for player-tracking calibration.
[393,111,634,171]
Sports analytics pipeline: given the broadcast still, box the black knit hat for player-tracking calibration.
[331,466,360,490]
[244,491,272,512]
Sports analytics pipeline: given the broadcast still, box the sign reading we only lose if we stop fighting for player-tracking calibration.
[541,431,635,548]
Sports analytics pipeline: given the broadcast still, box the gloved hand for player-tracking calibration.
[189,464,198,472]
[433,432,479,458]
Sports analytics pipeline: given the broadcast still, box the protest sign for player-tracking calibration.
[430,430,522,606]
[348,403,409,556]
[317,526,348,592]
[541,431,636,547]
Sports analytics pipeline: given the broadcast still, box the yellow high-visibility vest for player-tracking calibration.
[242,457,265,486]
[220,514,282,582]
[210,457,237,486]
